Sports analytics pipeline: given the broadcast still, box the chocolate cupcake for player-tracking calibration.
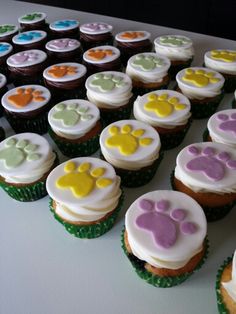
[0,73,8,117]
[18,12,48,31]
[79,22,113,50]
[7,49,47,86]
[83,45,121,75]
[0,42,13,76]
[49,19,79,39]
[43,62,87,102]
[0,24,18,43]
[12,30,47,52]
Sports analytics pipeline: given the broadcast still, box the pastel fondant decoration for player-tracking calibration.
[19,12,46,23]
[80,22,113,34]
[0,42,12,56]
[116,31,150,42]
[87,48,113,61]
[0,24,17,36]
[211,50,236,63]
[43,62,86,82]
[46,38,80,51]
[182,69,220,87]
[13,31,46,44]
[218,113,236,135]
[48,65,77,78]
[132,54,163,71]
[159,35,191,47]
[7,87,45,108]
[7,49,47,67]
[50,20,79,31]
[90,73,126,92]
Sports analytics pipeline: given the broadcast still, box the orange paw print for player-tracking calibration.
[120,31,144,40]
[48,65,77,78]
[8,88,45,108]
[86,48,114,61]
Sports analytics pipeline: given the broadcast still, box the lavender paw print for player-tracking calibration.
[186,146,236,181]
[0,43,11,52]
[11,51,38,64]
[54,20,77,28]
[217,113,236,136]
[17,31,42,42]
[136,199,197,249]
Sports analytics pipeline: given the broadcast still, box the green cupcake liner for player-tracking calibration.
[170,170,235,222]
[100,102,133,126]
[121,228,209,288]
[223,75,236,93]
[216,256,233,314]
[132,84,169,98]
[169,58,193,78]
[49,189,124,239]
[0,127,5,142]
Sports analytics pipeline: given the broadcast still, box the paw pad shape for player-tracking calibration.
[22,13,42,21]
[0,43,10,52]
[56,161,112,198]
[48,65,77,78]
[0,138,40,169]
[183,69,220,87]
[144,93,186,117]
[217,113,236,135]
[136,198,197,248]
[187,145,236,181]
[132,55,163,71]
[91,73,126,92]
[87,48,114,61]
[106,124,153,156]
[50,39,77,49]
[160,35,190,46]
[54,20,77,28]
[18,31,42,42]
[53,103,93,126]
[0,25,15,34]
[11,51,38,64]
[8,88,45,108]
[211,50,236,63]
[120,31,144,40]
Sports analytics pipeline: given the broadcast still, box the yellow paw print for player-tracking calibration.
[182,69,220,87]
[211,50,236,63]
[105,124,153,156]
[56,161,112,198]
[144,93,186,117]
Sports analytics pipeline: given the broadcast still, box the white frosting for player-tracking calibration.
[46,157,121,223]
[222,250,236,302]
[48,99,100,139]
[83,45,120,64]
[18,12,47,24]
[133,90,191,129]
[176,67,225,100]
[43,62,87,82]
[208,109,236,148]
[115,31,150,43]
[125,190,207,269]
[7,49,47,67]
[1,84,51,113]
[126,52,170,84]
[0,25,18,38]
[49,20,79,31]
[80,22,113,35]
[12,30,47,45]
[0,42,13,57]
[0,73,7,89]
[175,142,236,194]
[204,50,236,75]
[46,38,81,52]
[154,35,194,61]
[0,133,56,184]
[100,119,161,170]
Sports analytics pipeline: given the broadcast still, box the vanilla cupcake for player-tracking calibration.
[100,119,162,187]
[134,90,191,149]
[12,30,47,51]
[0,24,18,43]
[46,157,123,238]
[85,71,133,125]
[18,12,48,31]
[49,19,79,39]
[176,67,225,119]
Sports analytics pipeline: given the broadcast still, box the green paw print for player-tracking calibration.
[132,55,163,71]
[0,25,15,34]
[21,13,42,21]
[53,103,93,127]
[160,36,191,46]
[91,73,126,92]
[0,138,41,169]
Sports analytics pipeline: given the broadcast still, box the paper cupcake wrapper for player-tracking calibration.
[169,58,193,78]
[48,127,100,158]
[223,75,236,93]
[0,127,5,142]
[100,102,133,126]
[132,84,168,98]
[49,189,124,239]
[121,228,209,288]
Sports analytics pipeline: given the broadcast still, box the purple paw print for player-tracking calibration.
[49,38,77,49]
[217,113,236,136]
[186,146,236,181]
[136,199,197,249]
[17,31,42,42]
[11,51,38,64]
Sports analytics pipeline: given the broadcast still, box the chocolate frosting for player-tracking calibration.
[83,58,122,75]
[46,47,83,64]
[80,32,113,43]
[49,28,79,40]
[14,37,47,52]
[44,75,86,90]
[116,39,152,52]
[20,21,48,32]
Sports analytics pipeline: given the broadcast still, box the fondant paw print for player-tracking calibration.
[144,93,186,117]
[11,51,38,64]
[21,13,42,21]
[211,50,236,63]
[0,43,10,52]
[8,88,45,108]
[48,65,77,78]
[182,69,220,87]
[186,145,236,181]
[49,39,77,49]
[91,73,126,92]
[160,35,190,46]
[56,161,112,198]
[54,20,77,28]
[53,103,93,126]
[0,138,40,169]
[120,31,144,40]
[106,124,153,156]
[87,48,113,61]
[17,31,42,41]
[0,25,15,34]
[132,55,163,71]
[217,113,236,136]
[136,198,197,248]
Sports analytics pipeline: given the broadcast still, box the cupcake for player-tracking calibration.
[7,49,47,86]
[154,35,194,77]
[18,12,48,31]
[115,31,152,65]
[176,67,225,119]
[123,190,208,287]
[1,84,51,134]
[79,22,113,50]
[0,42,13,75]
[204,49,236,93]
[0,24,18,43]
[100,119,162,187]
[48,99,102,157]
[49,19,79,39]
[0,132,57,201]
[172,142,236,221]
[0,73,8,117]
[216,251,236,313]
[126,52,171,96]
[133,90,192,149]
[43,62,87,102]
[46,157,123,238]
[85,71,133,125]
[83,45,121,75]
[45,38,82,64]
[12,30,47,51]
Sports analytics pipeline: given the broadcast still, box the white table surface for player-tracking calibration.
[0,1,236,314]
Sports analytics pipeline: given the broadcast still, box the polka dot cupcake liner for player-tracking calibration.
[169,58,193,78]
[49,189,124,239]
[121,228,209,288]
[100,102,133,126]
[0,127,5,142]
